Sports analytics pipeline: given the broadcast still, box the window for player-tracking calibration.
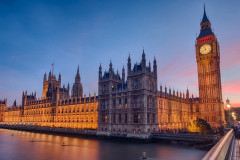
[119,99,122,104]
[133,79,139,89]
[103,85,107,92]
[125,98,127,104]
[125,113,127,123]
[102,115,108,123]
[113,99,116,108]
[119,114,122,123]
[147,114,150,123]
[134,114,140,123]
[153,113,155,123]
[113,114,116,123]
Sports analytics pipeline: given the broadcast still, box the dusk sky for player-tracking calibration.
[0,0,240,107]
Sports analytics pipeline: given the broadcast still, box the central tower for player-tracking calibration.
[195,6,225,128]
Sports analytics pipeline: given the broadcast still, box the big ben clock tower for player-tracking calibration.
[195,6,225,128]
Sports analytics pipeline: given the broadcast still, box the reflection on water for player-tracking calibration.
[0,129,206,160]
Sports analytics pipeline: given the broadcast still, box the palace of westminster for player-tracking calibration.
[0,8,226,134]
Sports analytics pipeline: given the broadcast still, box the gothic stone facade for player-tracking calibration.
[0,8,225,133]
[0,68,98,130]
[98,51,158,133]
[195,8,225,128]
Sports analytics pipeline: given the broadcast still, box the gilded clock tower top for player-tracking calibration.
[196,6,219,59]
[197,5,214,40]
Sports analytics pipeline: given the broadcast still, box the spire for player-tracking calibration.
[153,56,157,76]
[44,72,47,82]
[67,83,70,92]
[149,61,151,72]
[99,63,102,79]
[13,99,16,106]
[58,73,61,81]
[186,87,189,100]
[110,60,112,68]
[201,4,209,24]
[128,54,131,75]
[142,49,146,69]
[198,4,214,39]
[109,60,113,75]
[128,54,131,63]
[142,49,146,60]
[122,65,125,82]
[77,65,79,75]
[75,66,81,83]
[48,71,51,80]
[153,56,157,64]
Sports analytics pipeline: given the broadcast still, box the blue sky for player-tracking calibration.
[0,0,240,107]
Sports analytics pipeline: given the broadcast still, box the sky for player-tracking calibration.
[0,0,240,107]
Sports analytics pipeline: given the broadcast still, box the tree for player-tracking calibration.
[188,118,212,134]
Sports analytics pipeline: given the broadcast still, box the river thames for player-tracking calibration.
[0,129,207,160]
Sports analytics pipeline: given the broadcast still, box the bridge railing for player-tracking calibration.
[201,129,235,160]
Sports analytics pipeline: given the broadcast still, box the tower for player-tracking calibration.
[42,72,48,99]
[72,65,83,98]
[195,6,225,128]
[98,50,158,134]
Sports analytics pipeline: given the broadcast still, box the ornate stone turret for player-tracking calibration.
[48,71,51,81]
[58,73,61,84]
[122,65,125,83]
[153,56,157,77]
[127,54,131,75]
[186,88,189,102]
[109,60,113,76]
[149,61,151,72]
[13,100,17,106]
[43,72,47,82]
[99,63,102,80]
[165,86,167,97]
[72,65,83,98]
[142,49,146,70]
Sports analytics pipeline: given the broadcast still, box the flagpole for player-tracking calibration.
[51,62,54,75]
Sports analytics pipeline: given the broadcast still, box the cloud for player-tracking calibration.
[222,80,240,94]
[221,41,240,69]
[231,103,240,108]
[157,61,177,75]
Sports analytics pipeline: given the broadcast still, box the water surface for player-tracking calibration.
[0,129,206,160]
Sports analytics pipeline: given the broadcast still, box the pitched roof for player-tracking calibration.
[201,7,210,24]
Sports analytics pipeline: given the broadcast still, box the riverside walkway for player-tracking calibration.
[201,129,240,160]
[233,139,240,160]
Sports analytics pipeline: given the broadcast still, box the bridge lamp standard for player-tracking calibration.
[226,99,231,128]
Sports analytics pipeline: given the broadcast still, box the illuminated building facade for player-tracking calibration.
[0,68,98,130]
[0,8,225,133]
[195,7,225,128]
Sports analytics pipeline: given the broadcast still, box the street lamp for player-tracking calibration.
[226,98,231,128]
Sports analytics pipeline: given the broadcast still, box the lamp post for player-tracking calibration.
[226,98,231,128]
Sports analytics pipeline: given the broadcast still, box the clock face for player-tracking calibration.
[200,44,211,54]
